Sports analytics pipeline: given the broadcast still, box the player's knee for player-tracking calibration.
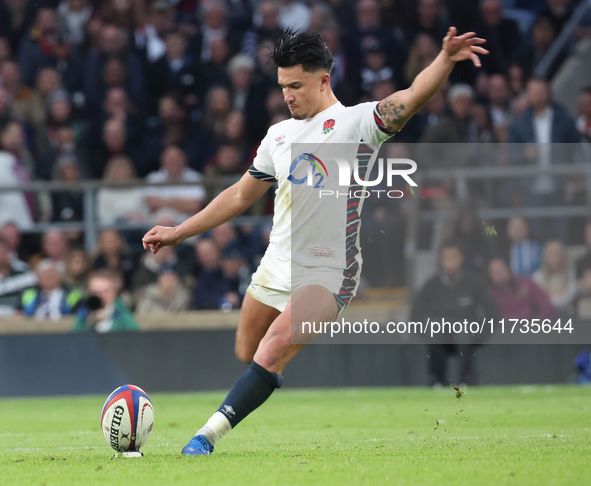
[255,333,291,370]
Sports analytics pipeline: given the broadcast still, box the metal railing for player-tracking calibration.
[534,0,591,78]
[403,162,591,291]
[0,175,272,252]
[4,163,591,292]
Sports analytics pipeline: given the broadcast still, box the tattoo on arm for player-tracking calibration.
[378,96,409,133]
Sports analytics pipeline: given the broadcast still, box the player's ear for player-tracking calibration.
[318,71,330,91]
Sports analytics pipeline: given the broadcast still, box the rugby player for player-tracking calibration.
[142,27,487,455]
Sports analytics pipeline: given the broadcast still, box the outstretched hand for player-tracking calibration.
[442,27,488,67]
[142,225,181,254]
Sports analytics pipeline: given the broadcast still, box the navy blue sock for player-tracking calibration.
[217,360,283,428]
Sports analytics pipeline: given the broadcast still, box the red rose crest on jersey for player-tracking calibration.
[322,119,335,135]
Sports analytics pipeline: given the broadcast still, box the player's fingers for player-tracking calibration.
[472,46,489,55]
[470,52,482,68]
[466,37,487,45]
[456,31,477,41]
[142,230,159,243]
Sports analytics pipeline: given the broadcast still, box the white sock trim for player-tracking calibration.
[197,412,232,446]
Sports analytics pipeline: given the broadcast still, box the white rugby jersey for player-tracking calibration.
[250,101,394,305]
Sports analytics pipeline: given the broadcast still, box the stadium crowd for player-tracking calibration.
[1,0,591,329]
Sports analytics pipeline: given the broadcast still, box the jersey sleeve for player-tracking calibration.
[249,132,277,182]
[351,101,397,145]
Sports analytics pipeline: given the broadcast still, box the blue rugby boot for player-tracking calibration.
[182,435,214,455]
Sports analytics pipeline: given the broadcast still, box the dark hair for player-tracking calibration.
[273,28,334,73]
[582,86,591,96]
[439,238,465,256]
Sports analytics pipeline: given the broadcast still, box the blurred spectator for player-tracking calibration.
[0,133,34,229]
[193,242,249,310]
[57,0,93,46]
[574,348,591,384]
[200,38,231,92]
[308,2,338,33]
[471,102,497,143]
[222,110,251,158]
[139,93,206,175]
[539,0,573,36]
[0,117,35,178]
[506,216,542,277]
[41,89,85,155]
[36,229,70,274]
[17,7,85,94]
[508,78,580,241]
[404,33,439,88]
[2,61,36,128]
[50,154,84,224]
[513,15,567,80]
[0,222,29,271]
[92,229,136,290]
[133,0,173,64]
[404,0,447,47]
[84,24,144,114]
[242,0,283,59]
[0,86,12,126]
[131,244,190,295]
[50,34,86,94]
[136,270,191,315]
[487,74,512,132]
[88,117,136,178]
[279,0,311,31]
[27,67,60,148]
[202,85,232,141]
[17,8,59,88]
[451,206,495,273]
[72,269,139,332]
[205,143,248,178]
[343,0,403,92]
[100,0,142,32]
[37,126,83,180]
[145,145,205,222]
[322,28,356,107]
[473,0,522,75]
[228,53,269,121]
[576,86,591,143]
[420,84,478,145]
[62,247,90,292]
[487,257,555,319]
[360,41,393,95]
[0,37,10,70]
[20,259,82,320]
[211,222,240,255]
[97,155,148,226]
[145,31,202,114]
[532,240,577,314]
[410,240,500,385]
[0,237,37,316]
[575,220,591,279]
[188,0,242,64]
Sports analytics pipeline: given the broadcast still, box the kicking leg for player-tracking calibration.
[183,285,338,455]
[234,292,281,364]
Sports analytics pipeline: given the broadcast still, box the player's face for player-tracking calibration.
[278,65,325,120]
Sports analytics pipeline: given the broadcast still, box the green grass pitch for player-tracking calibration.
[1,385,590,485]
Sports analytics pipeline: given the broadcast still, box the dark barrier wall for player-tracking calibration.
[0,330,583,397]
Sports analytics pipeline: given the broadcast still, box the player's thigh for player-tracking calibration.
[254,284,339,374]
[235,292,281,363]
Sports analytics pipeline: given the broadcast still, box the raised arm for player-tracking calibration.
[377,27,488,133]
[142,172,274,253]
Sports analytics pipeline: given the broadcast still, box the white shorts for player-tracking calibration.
[246,249,359,316]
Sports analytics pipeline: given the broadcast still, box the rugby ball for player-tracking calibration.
[101,384,154,452]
